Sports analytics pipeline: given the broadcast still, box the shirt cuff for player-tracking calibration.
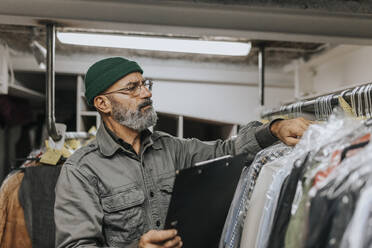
[254,119,282,149]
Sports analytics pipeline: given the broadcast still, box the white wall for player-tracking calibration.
[153,80,293,124]
[293,45,372,96]
[11,53,294,124]
[313,46,372,92]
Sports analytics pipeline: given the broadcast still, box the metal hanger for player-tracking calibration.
[357,85,365,117]
[351,86,360,117]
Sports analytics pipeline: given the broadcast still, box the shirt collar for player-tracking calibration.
[96,122,155,157]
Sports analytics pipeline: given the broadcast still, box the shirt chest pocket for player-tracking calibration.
[101,186,146,245]
[158,173,175,209]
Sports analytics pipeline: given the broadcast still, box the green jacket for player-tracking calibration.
[54,121,278,248]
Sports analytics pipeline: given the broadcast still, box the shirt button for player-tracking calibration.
[156,220,161,227]
[150,191,154,197]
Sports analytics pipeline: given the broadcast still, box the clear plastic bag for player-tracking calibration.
[340,184,372,248]
[219,143,292,248]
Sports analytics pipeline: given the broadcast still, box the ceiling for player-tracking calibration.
[2,0,372,46]
[0,24,326,68]
[1,0,372,70]
[154,0,372,14]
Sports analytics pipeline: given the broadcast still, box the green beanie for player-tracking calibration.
[84,57,143,106]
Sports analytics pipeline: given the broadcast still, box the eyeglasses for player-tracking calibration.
[102,79,153,97]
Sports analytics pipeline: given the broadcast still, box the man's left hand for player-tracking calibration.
[270,117,312,146]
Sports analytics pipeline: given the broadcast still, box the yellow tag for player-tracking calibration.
[40,149,62,165]
[357,116,368,120]
[61,146,72,158]
[88,126,97,135]
[269,115,289,120]
[45,140,50,149]
[338,96,355,117]
[261,115,288,123]
[65,139,81,150]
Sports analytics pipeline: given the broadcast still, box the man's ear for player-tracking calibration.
[94,95,111,114]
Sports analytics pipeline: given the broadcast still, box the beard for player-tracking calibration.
[109,97,158,132]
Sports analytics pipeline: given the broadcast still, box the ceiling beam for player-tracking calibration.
[1,0,372,45]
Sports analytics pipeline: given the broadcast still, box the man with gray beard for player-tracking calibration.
[54,57,311,248]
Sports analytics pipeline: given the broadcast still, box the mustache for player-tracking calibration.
[138,99,153,109]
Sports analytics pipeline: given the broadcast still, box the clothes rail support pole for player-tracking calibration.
[46,24,62,141]
[258,45,265,106]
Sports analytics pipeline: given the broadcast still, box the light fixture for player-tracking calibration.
[57,32,251,56]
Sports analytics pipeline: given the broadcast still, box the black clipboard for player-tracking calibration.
[164,153,248,248]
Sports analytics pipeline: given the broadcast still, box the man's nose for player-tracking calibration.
[139,84,152,98]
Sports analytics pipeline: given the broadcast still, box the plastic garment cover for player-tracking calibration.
[285,138,370,248]
[254,156,307,248]
[252,110,369,248]
[312,130,372,199]
[218,143,292,248]
[304,168,372,248]
[284,118,371,248]
[302,120,372,248]
[263,153,310,248]
[239,157,286,248]
[340,185,372,248]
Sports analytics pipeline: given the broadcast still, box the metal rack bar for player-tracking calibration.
[261,83,372,118]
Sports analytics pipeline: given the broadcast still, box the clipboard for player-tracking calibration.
[164,153,249,248]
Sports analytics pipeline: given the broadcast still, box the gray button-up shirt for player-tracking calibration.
[55,121,278,248]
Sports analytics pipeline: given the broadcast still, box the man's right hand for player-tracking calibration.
[138,229,183,248]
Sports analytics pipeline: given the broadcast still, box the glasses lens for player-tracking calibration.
[146,80,153,91]
[132,80,153,96]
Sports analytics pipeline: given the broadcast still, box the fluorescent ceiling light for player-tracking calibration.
[57,32,251,56]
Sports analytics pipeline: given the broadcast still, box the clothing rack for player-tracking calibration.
[261,82,372,119]
[65,132,94,140]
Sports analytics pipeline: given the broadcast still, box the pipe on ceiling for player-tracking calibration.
[46,24,62,141]
[258,45,265,106]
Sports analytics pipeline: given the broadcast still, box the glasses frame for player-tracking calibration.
[101,79,153,97]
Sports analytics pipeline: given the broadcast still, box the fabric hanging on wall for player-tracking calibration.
[0,170,32,248]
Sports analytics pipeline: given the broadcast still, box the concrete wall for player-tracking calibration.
[153,80,293,124]
[293,45,372,97]
[11,53,294,124]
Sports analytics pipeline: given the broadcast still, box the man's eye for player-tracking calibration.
[126,84,138,91]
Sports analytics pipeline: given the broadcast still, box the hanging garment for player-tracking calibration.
[223,111,372,248]
[264,153,310,248]
[340,185,372,248]
[284,177,312,248]
[254,154,304,248]
[219,143,292,248]
[304,172,370,248]
[283,133,371,248]
[0,170,32,248]
[19,165,62,248]
[302,136,372,248]
[220,166,250,248]
[239,159,286,248]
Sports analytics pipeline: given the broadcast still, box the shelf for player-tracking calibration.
[81,110,99,116]
[8,83,45,100]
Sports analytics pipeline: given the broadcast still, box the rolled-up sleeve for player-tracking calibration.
[55,163,105,248]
